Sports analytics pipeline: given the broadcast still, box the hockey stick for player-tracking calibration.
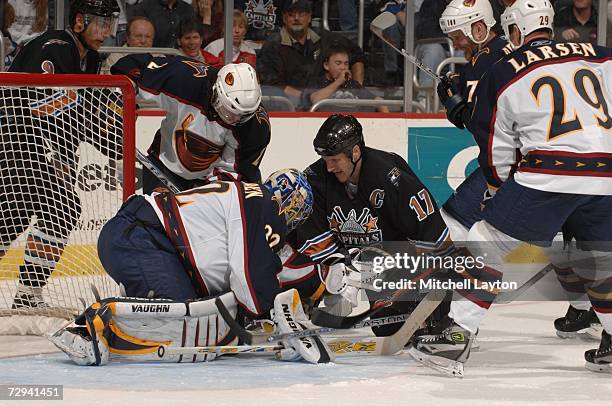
[215,295,413,345]
[370,12,441,81]
[156,336,393,359]
[493,263,554,304]
[135,149,181,193]
[378,288,446,355]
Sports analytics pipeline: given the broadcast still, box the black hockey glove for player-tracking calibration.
[437,72,466,129]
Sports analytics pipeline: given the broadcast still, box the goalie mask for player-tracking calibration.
[313,114,364,157]
[439,0,496,45]
[501,0,554,50]
[212,63,262,126]
[264,169,313,231]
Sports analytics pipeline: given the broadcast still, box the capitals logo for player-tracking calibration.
[244,0,277,31]
[327,206,382,247]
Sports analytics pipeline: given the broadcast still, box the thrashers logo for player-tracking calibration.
[327,206,382,247]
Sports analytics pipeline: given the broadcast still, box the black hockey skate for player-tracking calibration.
[11,284,48,309]
[585,330,611,373]
[407,321,474,378]
[554,305,601,340]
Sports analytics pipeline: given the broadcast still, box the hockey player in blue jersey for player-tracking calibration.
[437,0,511,242]
[111,55,270,192]
[409,0,612,376]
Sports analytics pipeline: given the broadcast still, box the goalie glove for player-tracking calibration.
[272,289,335,364]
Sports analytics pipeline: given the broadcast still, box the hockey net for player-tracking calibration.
[0,73,135,335]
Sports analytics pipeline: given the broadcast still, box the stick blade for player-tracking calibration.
[370,11,398,35]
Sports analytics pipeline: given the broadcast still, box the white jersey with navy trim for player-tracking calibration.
[143,181,286,316]
[469,40,612,195]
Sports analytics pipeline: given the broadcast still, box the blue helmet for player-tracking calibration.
[264,169,313,231]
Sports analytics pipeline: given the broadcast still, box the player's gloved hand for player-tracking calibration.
[272,289,334,363]
[437,72,466,129]
[319,263,361,317]
[480,188,496,211]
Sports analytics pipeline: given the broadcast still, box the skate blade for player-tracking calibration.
[406,346,465,378]
[585,361,612,373]
[556,324,603,341]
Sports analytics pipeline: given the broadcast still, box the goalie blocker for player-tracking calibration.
[49,289,333,365]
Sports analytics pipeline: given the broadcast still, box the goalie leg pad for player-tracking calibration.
[273,289,335,364]
[49,292,239,365]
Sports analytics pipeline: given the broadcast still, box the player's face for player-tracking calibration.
[322,148,359,184]
[127,20,155,48]
[324,52,350,80]
[448,30,477,60]
[178,31,203,58]
[80,15,117,50]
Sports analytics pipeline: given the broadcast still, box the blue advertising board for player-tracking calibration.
[407,126,478,206]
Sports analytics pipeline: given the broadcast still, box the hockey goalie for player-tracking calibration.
[49,169,366,365]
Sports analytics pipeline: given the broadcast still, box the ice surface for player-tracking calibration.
[0,301,610,406]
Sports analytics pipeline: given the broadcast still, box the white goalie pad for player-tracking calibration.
[49,292,239,365]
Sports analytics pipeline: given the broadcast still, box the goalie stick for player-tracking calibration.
[215,289,445,355]
[156,336,393,359]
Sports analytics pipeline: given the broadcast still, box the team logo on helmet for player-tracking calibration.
[225,73,235,86]
[463,0,475,7]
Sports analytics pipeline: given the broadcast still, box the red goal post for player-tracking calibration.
[0,73,136,334]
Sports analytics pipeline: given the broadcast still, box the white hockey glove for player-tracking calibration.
[272,289,335,364]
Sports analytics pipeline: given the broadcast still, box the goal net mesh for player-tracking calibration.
[0,74,135,333]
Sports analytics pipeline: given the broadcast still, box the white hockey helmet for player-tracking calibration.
[439,0,496,44]
[212,63,262,126]
[501,0,554,49]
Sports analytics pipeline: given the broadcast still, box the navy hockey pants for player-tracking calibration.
[97,195,198,301]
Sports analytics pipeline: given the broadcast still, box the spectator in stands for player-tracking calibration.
[202,9,256,68]
[1,0,16,69]
[608,0,611,47]
[129,0,195,48]
[378,0,448,94]
[338,0,358,31]
[303,46,389,112]
[7,0,47,48]
[258,0,365,109]
[236,0,291,44]
[176,18,205,61]
[100,15,154,73]
[554,0,598,43]
[192,0,223,47]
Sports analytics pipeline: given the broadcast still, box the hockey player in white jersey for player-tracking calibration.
[111,55,269,192]
[50,169,340,365]
[408,0,612,376]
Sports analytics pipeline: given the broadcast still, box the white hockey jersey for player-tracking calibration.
[111,54,271,183]
[469,40,612,195]
[143,181,286,316]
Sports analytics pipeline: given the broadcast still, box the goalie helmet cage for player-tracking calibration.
[0,73,135,335]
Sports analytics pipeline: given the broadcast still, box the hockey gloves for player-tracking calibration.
[272,289,335,364]
[437,72,467,129]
